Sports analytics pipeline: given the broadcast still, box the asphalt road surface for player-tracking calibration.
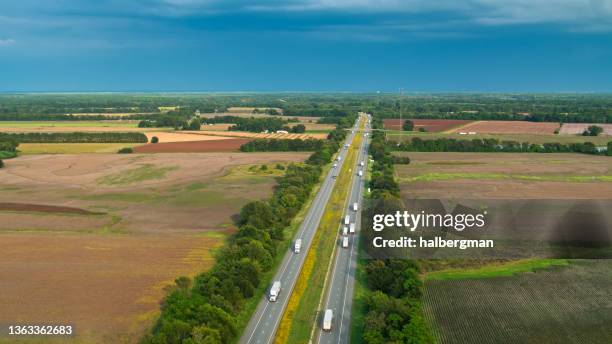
[240,115,363,344]
[315,115,370,344]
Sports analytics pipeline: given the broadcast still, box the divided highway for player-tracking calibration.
[315,115,370,344]
[240,115,364,344]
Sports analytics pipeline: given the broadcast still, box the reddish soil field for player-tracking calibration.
[450,121,560,135]
[383,119,472,132]
[133,138,251,153]
[559,123,612,136]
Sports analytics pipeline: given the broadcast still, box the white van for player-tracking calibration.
[294,239,302,254]
[342,236,349,248]
[323,309,333,331]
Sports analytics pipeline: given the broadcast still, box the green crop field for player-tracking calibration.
[423,260,612,344]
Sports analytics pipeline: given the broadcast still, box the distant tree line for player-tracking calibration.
[138,115,201,130]
[143,113,354,344]
[0,132,148,143]
[240,139,324,152]
[228,117,287,132]
[360,118,433,343]
[392,137,610,155]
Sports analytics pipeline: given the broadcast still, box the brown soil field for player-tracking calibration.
[450,121,560,134]
[0,152,308,343]
[396,152,612,199]
[0,233,222,344]
[559,123,612,136]
[384,119,473,132]
[144,131,234,143]
[134,138,251,153]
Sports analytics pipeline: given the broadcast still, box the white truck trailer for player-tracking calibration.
[294,239,302,254]
[344,215,350,225]
[349,223,355,234]
[353,202,358,211]
[358,170,363,177]
[342,236,349,248]
[323,309,333,331]
[269,281,281,302]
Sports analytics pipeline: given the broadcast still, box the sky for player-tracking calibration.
[1,0,612,92]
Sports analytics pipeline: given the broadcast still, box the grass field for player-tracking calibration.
[396,152,612,199]
[275,120,363,344]
[0,152,307,344]
[386,131,612,145]
[423,260,612,344]
[18,143,141,154]
[425,259,569,281]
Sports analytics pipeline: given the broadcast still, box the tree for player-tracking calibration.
[583,125,603,136]
[118,147,133,154]
[291,124,306,133]
[402,120,414,131]
[151,136,159,143]
[0,160,3,168]
[189,118,202,131]
[608,141,612,156]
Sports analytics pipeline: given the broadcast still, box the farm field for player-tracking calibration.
[450,120,560,134]
[133,138,251,153]
[184,129,328,140]
[18,143,141,154]
[560,123,612,135]
[386,131,612,145]
[395,152,612,199]
[423,260,612,344]
[383,119,473,132]
[0,120,158,132]
[0,152,308,343]
[143,131,234,143]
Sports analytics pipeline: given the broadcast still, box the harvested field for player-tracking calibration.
[423,260,612,344]
[559,123,612,136]
[396,152,612,199]
[201,123,233,131]
[0,152,308,343]
[0,232,223,344]
[134,138,251,153]
[450,120,560,134]
[384,119,472,132]
[144,131,234,143]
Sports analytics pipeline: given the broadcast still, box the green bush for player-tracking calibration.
[0,160,4,168]
[151,136,159,143]
[117,147,133,154]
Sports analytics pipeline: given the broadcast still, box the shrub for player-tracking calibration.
[151,136,159,143]
[402,120,414,131]
[583,125,603,136]
[117,147,133,154]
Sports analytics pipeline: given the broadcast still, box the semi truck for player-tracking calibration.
[353,202,358,211]
[358,170,363,177]
[269,281,281,302]
[342,236,349,248]
[323,309,333,331]
[349,223,355,234]
[344,215,350,225]
[294,239,302,254]
[342,226,348,235]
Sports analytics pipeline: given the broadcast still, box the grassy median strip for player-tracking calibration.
[275,122,363,344]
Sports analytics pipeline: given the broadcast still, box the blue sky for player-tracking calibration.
[1,0,612,92]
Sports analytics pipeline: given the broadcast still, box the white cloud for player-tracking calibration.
[0,38,15,46]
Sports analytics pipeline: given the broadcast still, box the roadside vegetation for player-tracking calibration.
[142,116,354,344]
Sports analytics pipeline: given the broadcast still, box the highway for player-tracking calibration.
[315,114,370,344]
[239,114,364,344]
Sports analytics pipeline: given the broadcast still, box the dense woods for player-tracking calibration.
[0,132,148,143]
[143,115,354,344]
[392,137,610,155]
[240,139,324,152]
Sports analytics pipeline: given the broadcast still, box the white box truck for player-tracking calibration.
[269,281,281,302]
[353,202,358,211]
[342,236,349,248]
[323,309,333,331]
[342,226,348,235]
[294,239,302,254]
[344,215,350,225]
[358,170,363,177]
[349,223,355,234]
[360,161,364,166]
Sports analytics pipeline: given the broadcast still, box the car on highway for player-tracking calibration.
[294,239,302,254]
[349,223,355,234]
[344,215,350,225]
[353,202,358,211]
[342,226,348,235]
